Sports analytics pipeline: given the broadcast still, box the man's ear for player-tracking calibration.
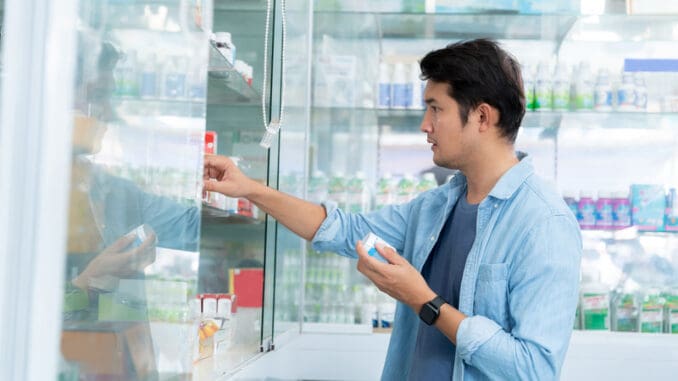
[475,103,497,133]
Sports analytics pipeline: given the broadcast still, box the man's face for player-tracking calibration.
[72,71,116,155]
[420,81,477,170]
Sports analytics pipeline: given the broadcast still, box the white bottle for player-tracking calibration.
[378,62,392,109]
[328,172,348,210]
[214,31,235,65]
[534,61,552,111]
[617,71,636,111]
[139,52,158,99]
[580,281,611,330]
[115,49,138,97]
[374,173,395,210]
[408,62,424,110]
[396,174,417,204]
[416,172,438,194]
[391,63,409,109]
[634,73,647,111]
[347,171,370,213]
[308,170,329,204]
[522,63,535,111]
[163,56,187,99]
[573,61,594,111]
[552,62,571,111]
[594,68,613,112]
[188,60,207,101]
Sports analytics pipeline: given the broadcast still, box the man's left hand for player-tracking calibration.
[356,241,436,313]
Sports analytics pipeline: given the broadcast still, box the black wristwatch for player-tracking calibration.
[419,295,446,325]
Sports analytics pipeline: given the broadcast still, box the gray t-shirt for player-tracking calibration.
[409,192,478,381]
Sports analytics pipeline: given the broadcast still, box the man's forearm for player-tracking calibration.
[246,180,327,241]
[435,303,467,345]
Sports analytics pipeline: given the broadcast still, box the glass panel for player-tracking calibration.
[198,0,275,376]
[0,0,3,123]
[314,11,578,41]
[60,1,207,379]
[273,0,311,339]
[301,5,384,334]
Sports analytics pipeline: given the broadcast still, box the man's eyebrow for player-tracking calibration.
[424,98,436,104]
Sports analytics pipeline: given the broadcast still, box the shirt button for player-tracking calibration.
[494,204,498,208]
[430,235,435,242]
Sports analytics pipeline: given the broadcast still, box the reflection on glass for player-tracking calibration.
[60,1,206,379]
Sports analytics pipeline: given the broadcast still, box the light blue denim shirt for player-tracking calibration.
[312,156,582,380]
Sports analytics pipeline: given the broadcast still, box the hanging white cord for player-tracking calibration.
[260,0,286,149]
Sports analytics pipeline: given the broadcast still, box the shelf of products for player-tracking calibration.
[201,203,262,225]
[102,0,204,33]
[568,15,678,42]
[207,40,259,105]
[298,2,678,340]
[313,11,579,40]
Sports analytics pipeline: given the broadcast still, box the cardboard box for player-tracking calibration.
[61,321,156,381]
[229,268,263,308]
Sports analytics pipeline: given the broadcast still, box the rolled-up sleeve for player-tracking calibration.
[455,213,582,380]
[311,200,413,258]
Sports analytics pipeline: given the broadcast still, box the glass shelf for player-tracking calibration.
[113,97,206,118]
[207,41,259,105]
[372,108,678,130]
[313,11,578,40]
[582,227,678,241]
[201,203,261,225]
[568,15,678,42]
[103,0,204,33]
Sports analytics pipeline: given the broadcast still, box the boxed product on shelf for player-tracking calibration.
[630,184,666,231]
[61,321,156,380]
[229,268,264,308]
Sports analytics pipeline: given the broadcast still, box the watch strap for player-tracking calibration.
[428,295,445,310]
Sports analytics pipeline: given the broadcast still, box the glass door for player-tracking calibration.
[59,1,208,379]
[197,0,280,377]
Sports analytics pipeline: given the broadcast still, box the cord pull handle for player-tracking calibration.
[259,119,280,149]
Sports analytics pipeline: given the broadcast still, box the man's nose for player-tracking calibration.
[420,109,432,133]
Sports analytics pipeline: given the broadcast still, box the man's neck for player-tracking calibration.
[463,148,519,204]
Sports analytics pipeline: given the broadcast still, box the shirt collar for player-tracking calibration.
[488,154,534,200]
[446,153,534,201]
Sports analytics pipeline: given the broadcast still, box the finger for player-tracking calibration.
[203,154,225,179]
[137,246,156,269]
[204,154,231,172]
[106,233,136,253]
[135,232,157,253]
[375,243,402,265]
[203,179,220,193]
[355,240,370,260]
[355,240,383,275]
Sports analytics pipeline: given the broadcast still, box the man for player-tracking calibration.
[204,39,582,380]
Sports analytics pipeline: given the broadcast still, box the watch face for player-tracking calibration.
[420,304,438,325]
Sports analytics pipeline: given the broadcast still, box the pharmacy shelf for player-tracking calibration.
[313,11,578,41]
[103,0,204,34]
[113,97,206,118]
[312,12,678,42]
[201,203,261,225]
[568,15,678,42]
[372,108,678,130]
[207,41,259,105]
[581,227,678,241]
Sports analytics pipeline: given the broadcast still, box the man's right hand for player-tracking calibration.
[203,154,257,198]
[203,154,327,241]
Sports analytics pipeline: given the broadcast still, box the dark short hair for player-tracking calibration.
[420,39,525,143]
